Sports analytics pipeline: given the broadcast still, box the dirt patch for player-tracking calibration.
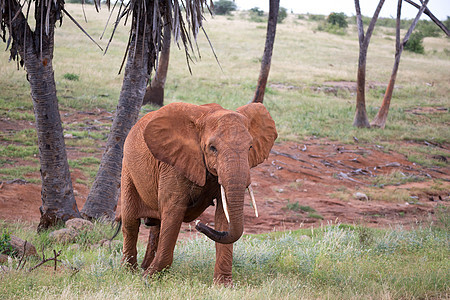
[1,138,448,240]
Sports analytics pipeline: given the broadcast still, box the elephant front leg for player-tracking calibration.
[214,197,234,286]
[141,224,160,270]
[143,207,186,278]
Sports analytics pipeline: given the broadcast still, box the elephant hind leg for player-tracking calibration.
[141,224,160,270]
[121,169,141,268]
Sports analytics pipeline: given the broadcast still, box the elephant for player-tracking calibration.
[119,102,277,285]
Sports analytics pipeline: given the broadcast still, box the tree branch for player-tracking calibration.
[28,249,62,272]
[404,0,449,37]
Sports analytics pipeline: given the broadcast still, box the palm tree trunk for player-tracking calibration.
[371,0,429,128]
[143,21,171,107]
[81,16,151,220]
[252,0,279,103]
[352,0,385,128]
[4,0,80,230]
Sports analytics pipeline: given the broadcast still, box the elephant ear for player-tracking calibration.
[236,103,278,168]
[143,102,222,186]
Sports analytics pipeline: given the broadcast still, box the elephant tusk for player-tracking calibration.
[220,185,230,223]
[248,185,258,217]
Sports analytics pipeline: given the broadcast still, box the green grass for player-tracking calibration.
[371,170,425,187]
[0,5,448,178]
[0,221,448,299]
[0,164,40,183]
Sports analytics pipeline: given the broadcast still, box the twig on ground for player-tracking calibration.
[28,250,62,272]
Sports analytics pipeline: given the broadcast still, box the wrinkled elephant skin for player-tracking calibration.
[120,102,277,285]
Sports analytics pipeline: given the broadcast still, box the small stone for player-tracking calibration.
[299,235,311,241]
[354,192,369,201]
[67,244,81,251]
[64,133,74,139]
[49,228,78,244]
[66,218,94,231]
[0,254,8,263]
[9,236,37,257]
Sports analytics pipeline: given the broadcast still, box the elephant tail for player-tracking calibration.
[109,216,122,241]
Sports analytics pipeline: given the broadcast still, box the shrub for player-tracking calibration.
[416,20,441,37]
[278,7,287,24]
[307,14,325,22]
[404,31,425,54]
[63,73,80,81]
[327,12,348,28]
[213,0,236,15]
[0,231,14,256]
[249,7,265,23]
[317,12,348,35]
[250,7,264,17]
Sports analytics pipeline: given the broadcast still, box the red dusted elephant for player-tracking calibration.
[120,102,277,285]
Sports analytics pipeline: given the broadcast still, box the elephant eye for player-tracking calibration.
[209,145,217,154]
[249,145,253,151]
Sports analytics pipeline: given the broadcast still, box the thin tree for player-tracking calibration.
[0,0,83,229]
[352,0,385,128]
[143,20,171,107]
[252,0,279,103]
[371,0,429,128]
[81,0,210,219]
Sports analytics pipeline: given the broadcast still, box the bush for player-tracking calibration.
[249,7,265,23]
[0,231,14,256]
[327,12,348,28]
[278,7,287,24]
[307,14,325,22]
[213,0,236,15]
[63,73,80,81]
[416,20,441,37]
[404,31,425,54]
[250,7,264,17]
[444,16,450,31]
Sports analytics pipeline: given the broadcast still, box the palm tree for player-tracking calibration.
[81,0,210,219]
[1,0,81,230]
[252,0,279,103]
[143,20,171,107]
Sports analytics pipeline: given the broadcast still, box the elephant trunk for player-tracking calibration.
[196,156,248,244]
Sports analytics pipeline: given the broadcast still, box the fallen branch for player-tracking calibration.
[270,150,316,167]
[29,249,62,272]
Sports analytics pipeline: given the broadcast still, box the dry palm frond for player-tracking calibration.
[1,0,212,72]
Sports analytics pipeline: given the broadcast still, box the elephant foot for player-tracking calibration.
[121,255,138,270]
[213,274,233,287]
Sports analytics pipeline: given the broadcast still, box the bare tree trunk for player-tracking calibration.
[81,15,152,220]
[252,0,279,103]
[352,0,385,128]
[3,0,80,230]
[371,0,429,128]
[143,21,171,107]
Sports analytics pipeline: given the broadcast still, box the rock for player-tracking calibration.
[96,239,122,249]
[64,133,74,139]
[0,254,8,263]
[9,236,37,257]
[354,192,369,201]
[67,244,81,251]
[299,235,311,241]
[49,228,78,244]
[66,218,94,231]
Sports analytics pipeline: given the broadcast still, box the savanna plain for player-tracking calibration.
[0,4,449,299]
